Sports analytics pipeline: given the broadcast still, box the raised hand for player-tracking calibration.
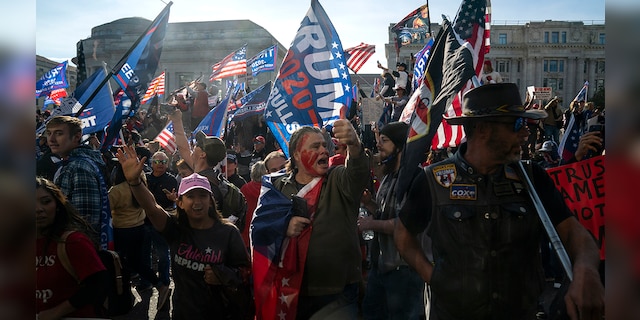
[115,145,146,184]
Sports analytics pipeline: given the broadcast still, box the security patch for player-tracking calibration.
[450,184,477,200]
[433,163,456,188]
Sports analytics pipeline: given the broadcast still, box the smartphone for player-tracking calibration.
[588,124,603,133]
[291,195,309,218]
[587,124,605,155]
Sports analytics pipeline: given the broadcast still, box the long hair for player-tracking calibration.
[286,126,323,174]
[36,177,97,252]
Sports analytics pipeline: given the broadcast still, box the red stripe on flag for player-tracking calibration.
[344,43,375,73]
[210,47,247,81]
[154,121,176,154]
[141,71,165,104]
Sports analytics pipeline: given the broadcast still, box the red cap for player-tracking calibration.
[484,60,492,67]
[254,136,266,144]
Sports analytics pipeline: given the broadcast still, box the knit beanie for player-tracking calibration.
[379,121,409,149]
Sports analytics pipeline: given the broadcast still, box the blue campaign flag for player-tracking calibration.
[248,44,278,77]
[194,95,230,137]
[74,66,116,135]
[36,61,69,97]
[101,89,132,150]
[112,2,171,113]
[412,37,434,91]
[264,0,352,157]
[229,81,272,122]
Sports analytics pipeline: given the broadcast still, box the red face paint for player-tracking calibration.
[296,133,327,177]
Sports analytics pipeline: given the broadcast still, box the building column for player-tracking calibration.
[535,57,543,87]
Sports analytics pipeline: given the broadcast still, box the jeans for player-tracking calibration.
[140,223,171,287]
[296,283,359,320]
[362,266,425,320]
[543,124,560,144]
[114,225,161,287]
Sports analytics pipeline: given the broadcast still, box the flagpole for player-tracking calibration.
[73,1,173,118]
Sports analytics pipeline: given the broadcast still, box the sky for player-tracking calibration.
[35,0,604,76]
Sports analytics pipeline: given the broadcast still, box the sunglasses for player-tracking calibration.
[152,159,168,165]
[488,117,526,132]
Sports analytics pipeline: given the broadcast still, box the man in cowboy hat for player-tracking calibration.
[394,83,604,319]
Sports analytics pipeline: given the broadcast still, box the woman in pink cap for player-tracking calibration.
[115,145,252,320]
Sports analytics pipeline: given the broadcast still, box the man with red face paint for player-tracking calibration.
[269,119,370,319]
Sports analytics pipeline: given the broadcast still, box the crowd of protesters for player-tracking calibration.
[36,65,605,319]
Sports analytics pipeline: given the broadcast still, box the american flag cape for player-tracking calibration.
[558,81,589,161]
[395,0,489,201]
[344,43,375,74]
[251,174,323,320]
[141,71,165,104]
[264,0,352,157]
[209,46,247,81]
[154,121,177,154]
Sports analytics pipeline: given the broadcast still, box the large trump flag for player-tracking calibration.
[263,0,352,157]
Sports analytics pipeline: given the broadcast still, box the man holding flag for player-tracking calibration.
[394,83,604,319]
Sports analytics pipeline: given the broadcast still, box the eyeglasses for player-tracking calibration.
[152,159,168,165]
[488,117,526,132]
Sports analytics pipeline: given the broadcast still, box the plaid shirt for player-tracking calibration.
[54,146,107,232]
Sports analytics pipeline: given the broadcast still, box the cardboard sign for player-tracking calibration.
[529,86,553,100]
[546,156,605,260]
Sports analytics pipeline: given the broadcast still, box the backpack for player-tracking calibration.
[57,231,134,317]
[201,169,248,232]
[219,178,248,232]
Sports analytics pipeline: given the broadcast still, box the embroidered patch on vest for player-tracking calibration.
[450,184,477,200]
[504,166,520,181]
[433,164,456,188]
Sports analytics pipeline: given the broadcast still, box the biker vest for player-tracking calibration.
[424,147,545,319]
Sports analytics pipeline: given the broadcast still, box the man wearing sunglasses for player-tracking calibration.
[394,83,604,319]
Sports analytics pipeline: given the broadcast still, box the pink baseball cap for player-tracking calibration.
[178,173,212,196]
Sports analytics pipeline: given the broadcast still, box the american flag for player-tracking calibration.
[209,46,247,81]
[370,77,380,98]
[558,114,580,162]
[396,0,490,200]
[344,43,375,73]
[432,0,491,150]
[558,81,589,162]
[154,121,177,154]
[141,71,165,104]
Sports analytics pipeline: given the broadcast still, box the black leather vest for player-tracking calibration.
[425,147,545,319]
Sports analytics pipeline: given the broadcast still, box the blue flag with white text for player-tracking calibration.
[36,61,69,97]
[229,81,272,122]
[194,94,230,137]
[264,0,352,157]
[112,3,170,113]
[101,89,132,150]
[248,44,278,77]
[75,66,116,135]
